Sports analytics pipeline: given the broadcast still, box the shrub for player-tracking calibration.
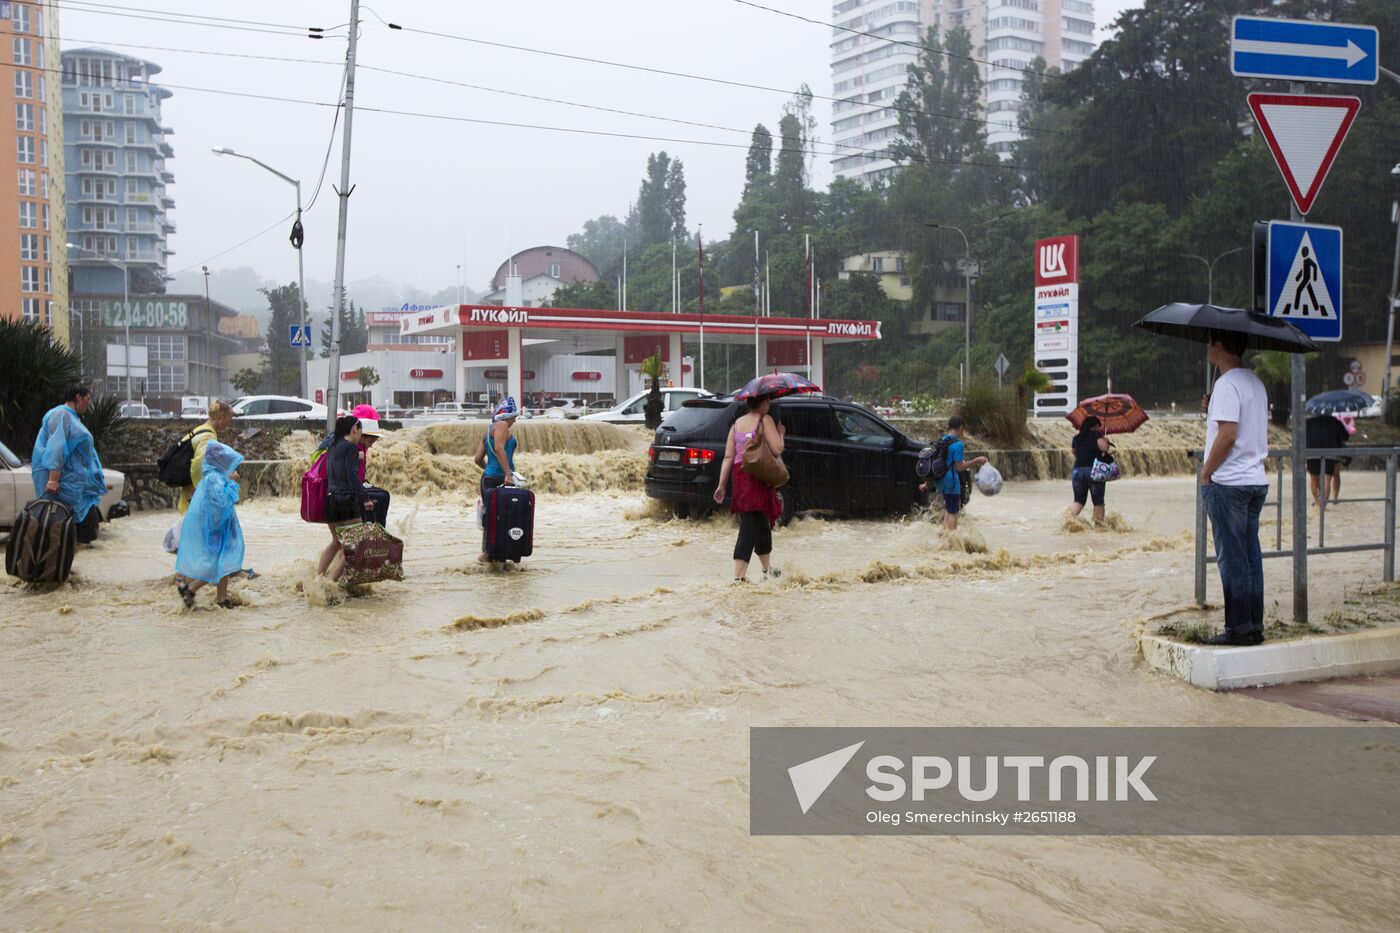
[0,320,82,454]
[956,374,1027,447]
[81,394,130,461]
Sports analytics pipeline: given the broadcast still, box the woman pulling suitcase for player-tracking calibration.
[474,397,532,564]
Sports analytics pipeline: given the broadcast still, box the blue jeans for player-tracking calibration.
[1203,483,1269,636]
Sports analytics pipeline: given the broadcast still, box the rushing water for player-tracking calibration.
[2,473,1397,930]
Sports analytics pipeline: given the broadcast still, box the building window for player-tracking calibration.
[40,171,47,197]
[20,233,38,260]
[14,102,32,130]
[43,267,50,294]
[126,178,139,198]
[42,236,50,261]
[548,263,561,278]
[895,256,906,273]
[79,118,90,138]
[126,151,138,173]
[12,3,30,33]
[127,208,137,230]
[42,203,49,231]
[872,256,884,273]
[19,201,36,228]
[124,94,135,114]
[14,71,32,99]
[13,37,31,66]
[21,266,39,293]
[125,122,136,144]
[900,276,912,288]
[22,298,40,322]
[39,138,46,167]
[17,168,35,196]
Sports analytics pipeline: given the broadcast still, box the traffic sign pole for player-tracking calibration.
[1288,81,1308,629]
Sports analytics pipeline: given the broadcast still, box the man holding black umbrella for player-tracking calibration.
[1200,330,1271,646]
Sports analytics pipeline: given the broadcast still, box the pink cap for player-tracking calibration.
[352,403,380,421]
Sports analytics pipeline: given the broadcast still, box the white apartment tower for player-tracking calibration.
[831,0,1096,179]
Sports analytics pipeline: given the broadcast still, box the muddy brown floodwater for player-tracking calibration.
[3,471,1398,930]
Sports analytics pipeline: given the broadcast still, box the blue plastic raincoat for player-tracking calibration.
[175,441,246,584]
[31,403,107,523]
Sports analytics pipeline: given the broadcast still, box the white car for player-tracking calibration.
[0,439,127,531]
[542,397,589,419]
[117,402,173,420]
[422,401,484,420]
[583,388,714,423]
[230,395,328,421]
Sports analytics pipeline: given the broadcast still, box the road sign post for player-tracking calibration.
[994,352,1010,387]
[1248,93,1360,216]
[289,324,312,349]
[1265,220,1343,342]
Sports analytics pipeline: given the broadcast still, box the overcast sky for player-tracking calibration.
[59,0,1143,298]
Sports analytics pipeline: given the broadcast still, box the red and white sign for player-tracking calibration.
[340,371,360,381]
[624,336,669,364]
[1034,235,1079,287]
[1248,93,1361,216]
[409,368,444,379]
[766,340,809,367]
[572,371,602,382]
[461,329,509,360]
[483,369,535,381]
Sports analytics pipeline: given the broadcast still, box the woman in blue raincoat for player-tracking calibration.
[31,384,108,544]
[175,440,245,609]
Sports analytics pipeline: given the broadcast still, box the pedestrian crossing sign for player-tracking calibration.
[1266,220,1342,341]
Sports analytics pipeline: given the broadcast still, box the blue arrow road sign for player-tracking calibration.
[289,324,312,348]
[1266,221,1342,342]
[1232,16,1379,85]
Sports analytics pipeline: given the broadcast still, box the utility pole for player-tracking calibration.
[325,0,361,433]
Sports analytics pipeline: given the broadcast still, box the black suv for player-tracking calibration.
[645,395,930,522]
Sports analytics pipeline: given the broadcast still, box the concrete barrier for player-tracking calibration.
[1140,629,1400,691]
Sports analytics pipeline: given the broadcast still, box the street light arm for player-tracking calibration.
[213,148,299,188]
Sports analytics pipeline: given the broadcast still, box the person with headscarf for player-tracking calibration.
[177,399,235,515]
[175,440,245,609]
[31,383,108,544]
[474,396,520,563]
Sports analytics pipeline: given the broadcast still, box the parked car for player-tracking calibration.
[581,388,714,423]
[645,395,930,523]
[0,439,128,532]
[230,395,328,421]
[377,404,409,421]
[422,401,483,420]
[542,397,589,419]
[117,402,173,420]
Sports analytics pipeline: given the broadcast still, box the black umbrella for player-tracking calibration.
[1305,389,1373,415]
[1133,303,1318,353]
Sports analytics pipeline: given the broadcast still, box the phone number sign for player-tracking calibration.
[102,300,190,329]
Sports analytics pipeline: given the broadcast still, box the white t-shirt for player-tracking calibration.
[1206,366,1270,486]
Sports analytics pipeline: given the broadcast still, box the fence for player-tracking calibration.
[1191,447,1398,619]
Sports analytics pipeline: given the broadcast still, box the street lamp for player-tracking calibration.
[926,223,973,392]
[212,146,310,399]
[66,242,131,402]
[1175,246,1247,395]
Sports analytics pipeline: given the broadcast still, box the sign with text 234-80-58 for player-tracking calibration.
[1033,235,1079,414]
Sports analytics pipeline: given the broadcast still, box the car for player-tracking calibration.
[581,388,715,423]
[645,395,931,523]
[422,401,483,420]
[377,404,409,421]
[542,397,588,419]
[0,438,128,532]
[230,395,329,421]
[117,402,173,420]
[181,406,208,419]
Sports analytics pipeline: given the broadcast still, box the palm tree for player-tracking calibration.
[1249,350,1292,426]
[1014,361,1052,411]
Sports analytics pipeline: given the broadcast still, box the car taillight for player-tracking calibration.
[648,446,657,463]
[685,448,715,466]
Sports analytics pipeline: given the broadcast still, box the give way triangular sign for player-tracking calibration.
[1248,93,1360,216]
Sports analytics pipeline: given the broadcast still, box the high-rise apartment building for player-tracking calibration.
[0,0,68,342]
[831,0,1096,180]
[60,48,175,296]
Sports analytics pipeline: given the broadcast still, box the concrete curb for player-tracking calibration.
[1140,629,1400,691]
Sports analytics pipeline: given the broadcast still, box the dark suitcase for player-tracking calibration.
[483,485,534,563]
[5,498,77,584]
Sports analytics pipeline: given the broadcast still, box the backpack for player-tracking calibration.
[916,435,957,481]
[156,426,214,487]
[5,498,76,584]
[300,448,329,523]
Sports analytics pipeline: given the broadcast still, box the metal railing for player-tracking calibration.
[1192,447,1398,608]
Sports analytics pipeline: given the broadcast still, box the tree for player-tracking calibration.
[318,297,367,358]
[637,152,688,248]
[356,366,380,404]
[230,367,265,397]
[548,278,617,311]
[664,157,687,243]
[744,124,773,188]
[567,214,628,282]
[889,26,987,173]
[262,283,306,395]
[0,320,82,453]
[773,112,809,231]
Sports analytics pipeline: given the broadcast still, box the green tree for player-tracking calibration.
[890,26,987,172]
[548,278,617,311]
[319,297,367,359]
[744,124,773,188]
[355,366,380,403]
[262,283,306,395]
[0,320,81,453]
[567,214,628,282]
[230,366,265,397]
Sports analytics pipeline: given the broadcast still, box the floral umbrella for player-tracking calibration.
[1066,393,1149,435]
[733,372,821,400]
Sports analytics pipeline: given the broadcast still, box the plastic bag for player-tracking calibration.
[476,497,485,530]
[162,516,183,554]
[975,462,1003,497]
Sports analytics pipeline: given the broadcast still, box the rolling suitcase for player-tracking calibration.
[482,485,534,563]
[5,498,77,584]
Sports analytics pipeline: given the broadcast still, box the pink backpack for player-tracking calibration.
[300,449,329,523]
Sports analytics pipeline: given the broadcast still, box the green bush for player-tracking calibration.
[1387,389,1400,428]
[955,374,1027,448]
[81,394,130,461]
[0,320,82,454]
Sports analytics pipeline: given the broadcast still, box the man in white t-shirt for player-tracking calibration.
[1200,329,1271,645]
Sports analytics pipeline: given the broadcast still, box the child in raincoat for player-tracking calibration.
[175,441,245,609]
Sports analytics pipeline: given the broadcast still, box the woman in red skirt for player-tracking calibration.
[713,394,785,582]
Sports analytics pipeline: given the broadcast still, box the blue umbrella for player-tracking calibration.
[1305,389,1373,415]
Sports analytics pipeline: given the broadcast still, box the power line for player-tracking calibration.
[172,209,297,276]
[57,0,339,37]
[61,37,341,68]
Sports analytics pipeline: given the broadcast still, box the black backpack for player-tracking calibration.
[916,435,957,481]
[156,426,213,487]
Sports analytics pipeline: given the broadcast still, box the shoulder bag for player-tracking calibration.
[741,415,789,489]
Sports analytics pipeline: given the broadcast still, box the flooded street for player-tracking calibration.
[3,473,1398,930]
